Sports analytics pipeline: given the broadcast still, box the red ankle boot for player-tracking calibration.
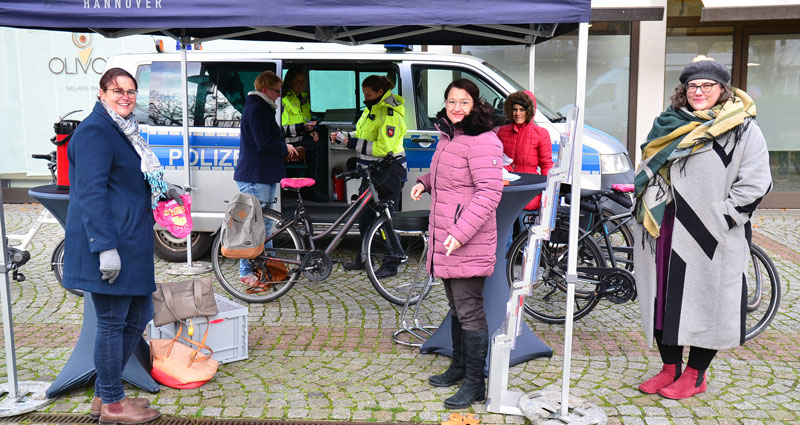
[658,366,707,399]
[638,363,681,394]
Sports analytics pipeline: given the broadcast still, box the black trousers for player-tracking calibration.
[654,329,717,371]
[356,162,405,258]
[443,277,488,331]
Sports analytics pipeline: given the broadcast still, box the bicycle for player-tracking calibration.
[506,187,780,340]
[6,150,82,296]
[211,154,430,305]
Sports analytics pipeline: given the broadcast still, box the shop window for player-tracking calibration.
[748,33,800,191]
[503,22,631,145]
[664,28,733,109]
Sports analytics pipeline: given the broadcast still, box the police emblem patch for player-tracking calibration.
[387,126,395,137]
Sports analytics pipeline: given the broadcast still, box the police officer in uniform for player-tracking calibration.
[282,68,329,202]
[331,74,407,278]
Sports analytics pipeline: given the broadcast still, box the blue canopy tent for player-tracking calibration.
[0,0,660,419]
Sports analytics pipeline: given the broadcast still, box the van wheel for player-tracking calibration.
[153,230,213,262]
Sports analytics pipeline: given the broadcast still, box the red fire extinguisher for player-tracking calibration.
[51,110,82,189]
[332,168,345,202]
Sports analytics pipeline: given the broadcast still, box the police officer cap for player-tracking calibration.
[679,56,731,85]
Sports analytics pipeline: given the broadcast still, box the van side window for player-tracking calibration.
[412,66,506,130]
[134,64,151,125]
[212,67,268,127]
[308,70,357,120]
[146,62,275,127]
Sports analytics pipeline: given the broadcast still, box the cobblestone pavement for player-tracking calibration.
[1,204,798,424]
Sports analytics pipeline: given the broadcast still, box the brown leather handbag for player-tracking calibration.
[152,277,218,327]
[150,323,219,389]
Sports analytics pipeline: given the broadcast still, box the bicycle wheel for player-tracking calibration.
[744,243,781,341]
[507,225,605,324]
[51,238,84,297]
[212,209,303,303]
[365,216,430,305]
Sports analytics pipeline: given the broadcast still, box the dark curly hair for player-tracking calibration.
[670,82,734,111]
[504,91,536,124]
[440,78,502,135]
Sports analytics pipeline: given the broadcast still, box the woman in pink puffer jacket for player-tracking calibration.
[410,79,504,411]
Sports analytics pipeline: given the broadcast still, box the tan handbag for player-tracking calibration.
[152,277,218,327]
[150,323,219,389]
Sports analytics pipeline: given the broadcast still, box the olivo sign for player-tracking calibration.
[49,33,107,75]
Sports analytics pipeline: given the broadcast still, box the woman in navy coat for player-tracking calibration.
[63,68,170,424]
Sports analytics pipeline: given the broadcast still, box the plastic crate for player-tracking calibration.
[148,294,248,364]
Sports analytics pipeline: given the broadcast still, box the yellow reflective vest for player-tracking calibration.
[281,90,311,125]
[351,91,406,162]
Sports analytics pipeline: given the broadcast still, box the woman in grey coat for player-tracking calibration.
[632,56,772,400]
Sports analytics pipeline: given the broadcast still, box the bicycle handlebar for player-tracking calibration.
[334,153,405,181]
[31,153,54,161]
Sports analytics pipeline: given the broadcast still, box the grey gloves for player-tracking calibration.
[99,248,121,284]
[166,183,185,206]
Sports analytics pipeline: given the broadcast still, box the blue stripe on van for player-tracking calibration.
[146,130,601,174]
[552,143,601,173]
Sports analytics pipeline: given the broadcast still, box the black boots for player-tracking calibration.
[444,329,488,410]
[428,317,466,387]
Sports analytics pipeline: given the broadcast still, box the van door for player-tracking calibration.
[402,63,509,208]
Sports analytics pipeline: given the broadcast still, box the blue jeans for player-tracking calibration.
[235,181,279,277]
[91,293,153,404]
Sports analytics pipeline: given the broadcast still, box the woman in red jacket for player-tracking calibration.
[497,90,553,248]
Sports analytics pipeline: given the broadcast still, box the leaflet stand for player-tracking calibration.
[486,104,607,423]
[0,185,55,416]
[485,104,577,415]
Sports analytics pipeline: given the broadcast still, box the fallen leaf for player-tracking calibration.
[442,412,480,425]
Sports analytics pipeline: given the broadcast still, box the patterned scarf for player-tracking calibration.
[634,88,756,238]
[101,100,168,209]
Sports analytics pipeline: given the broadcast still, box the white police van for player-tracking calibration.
[105,50,633,261]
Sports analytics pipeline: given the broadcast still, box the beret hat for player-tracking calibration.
[679,57,731,85]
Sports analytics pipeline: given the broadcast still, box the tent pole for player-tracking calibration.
[0,185,54,415]
[179,36,194,268]
[0,184,20,401]
[166,37,210,276]
[528,44,535,92]
[559,21,589,418]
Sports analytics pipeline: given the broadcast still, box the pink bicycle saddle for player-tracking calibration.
[281,178,316,189]
[612,183,634,193]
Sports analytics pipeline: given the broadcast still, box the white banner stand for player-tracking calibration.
[486,23,607,424]
[0,185,55,416]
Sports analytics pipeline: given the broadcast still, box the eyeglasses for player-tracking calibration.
[446,99,473,108]
[106,88,138,98]
[685,82,719,94]
[267,87,281,94]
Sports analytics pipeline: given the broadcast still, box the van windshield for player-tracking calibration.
[482,61,566,123]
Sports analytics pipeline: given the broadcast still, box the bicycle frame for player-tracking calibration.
[581,209,633,269]
[264,170,396,265]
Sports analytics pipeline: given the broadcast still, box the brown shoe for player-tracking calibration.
[90,397,151,420]
[99,398,161,425]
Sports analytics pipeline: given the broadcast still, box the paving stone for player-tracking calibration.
[2,205,799,424]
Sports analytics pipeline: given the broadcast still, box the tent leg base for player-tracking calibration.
[519,391,607,425]
[0,381,55,417]
[165,261,212,275]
